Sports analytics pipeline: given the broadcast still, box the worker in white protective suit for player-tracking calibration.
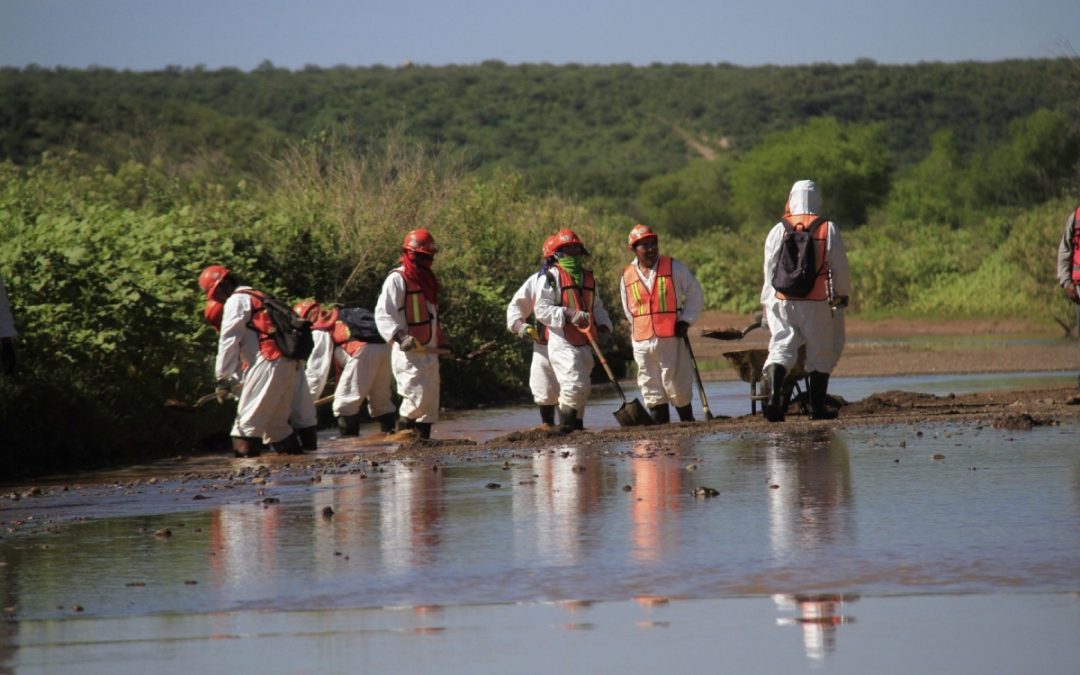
[533,228,614,433]
[199,265,307,457]
[760,180,851,422]
[375,229,446,440]
[506,235,562,427]
[620,224,704,423]
[294,299,397,437]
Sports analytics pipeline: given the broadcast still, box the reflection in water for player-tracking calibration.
[774,592,859,663]
[381,464,445,571]
[764,429,856,662]
[629,440,682,563]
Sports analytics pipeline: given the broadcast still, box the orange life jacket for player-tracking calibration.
[623,256,678,341]
[553,265,598,347]
[330,321,365,357]
[1072,206,1080,284]
[775,214,830,301]
[392,269,443,346]
[237,289,283,361]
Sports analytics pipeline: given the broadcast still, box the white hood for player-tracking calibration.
[786,179,821,216]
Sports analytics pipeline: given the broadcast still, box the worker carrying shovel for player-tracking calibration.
[534,228,614,433]
[619,224,705,423]
[375,228,447,440]
[506,234,562,427]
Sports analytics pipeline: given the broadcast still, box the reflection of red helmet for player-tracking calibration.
[402,229,438,255]
[204,299,224,332]
[553,228,588,255]
[542,234,560,259]
[628,223,657,249]
[198,265,231,299]
[292,299,337,330]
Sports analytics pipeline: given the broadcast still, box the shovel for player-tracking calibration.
[164,391,233,412]
[583,325,654,427]
[701,314,764,341]
[682,335,715,420]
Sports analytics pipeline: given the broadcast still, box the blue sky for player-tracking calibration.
[1,0,1076,71]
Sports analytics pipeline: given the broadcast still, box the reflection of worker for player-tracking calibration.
[0,273,17,376]
[507,235,561,427]
[199,265,306,456]
[294,300,397,436]
[761,180,851,421]
[534,229,614,433]
[773,592,857,663]
[1056,205,1080,389]
[620,224,704,423]
[375,229,445,440]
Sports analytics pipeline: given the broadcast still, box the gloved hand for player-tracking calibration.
[398,334,418,352]
[523,325,540,342]
[215,379,232,404]
[564,308,590,329]
[674,321,690,338]
[1063,283,1080,305]
[0,337,14,376]
[831,295,850,309]
[598,325,613,350]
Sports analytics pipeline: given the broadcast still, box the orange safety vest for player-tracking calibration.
[329,321,365,357]
[1071,206,1080,284]
[623,256,678,341]
[392,269,443,345]
[775,214,830,301]
[553,265,598,347]
[237,289,283,361]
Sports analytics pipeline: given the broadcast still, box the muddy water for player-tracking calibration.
[2,374,1079,672]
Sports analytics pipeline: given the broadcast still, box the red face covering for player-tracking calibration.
[400,250,439,306]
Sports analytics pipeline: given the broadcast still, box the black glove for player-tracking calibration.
[674,321,690,338]
[0,337,14,376]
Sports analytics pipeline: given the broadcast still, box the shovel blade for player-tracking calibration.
[613,398,655,427]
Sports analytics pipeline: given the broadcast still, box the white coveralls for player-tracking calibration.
[533,267,613,412]
[375,268,441,423]
[506,273,559,406]
[216,286,303,443]
[303,326,395,419]
[619,257,704,408]
[760,181,851,374]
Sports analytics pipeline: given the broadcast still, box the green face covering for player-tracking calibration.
[558,255,584,287]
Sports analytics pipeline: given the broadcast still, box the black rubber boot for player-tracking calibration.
[763,364,787,422]
[296,426,318,451]
[649,403,670,424]
[396,417,418,433]
[231,436,262,458]
[377,412,398,433]
[558,406,578,434]
[539,404,556,426]
[416,422,432,440]
[269,432,303,455]
[809,371,839,420]
[675,404,695,422]
[336,413,362,437]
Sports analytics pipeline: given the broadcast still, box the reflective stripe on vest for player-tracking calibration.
[330,321,365,357]
[623,256,678,341]
[393,269,434,344]
[554,265,598,347]
[775,215,830,301]
[237,289,283,361]
[1072,206,1080,284]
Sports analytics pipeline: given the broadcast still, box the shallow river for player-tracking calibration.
[2,372,1078,673]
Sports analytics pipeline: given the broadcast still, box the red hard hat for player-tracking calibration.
[553,228,588,255]
[403,228,438,255]
[203,299,224,332]
[293,299,337,330]
[198,265,231,300]
[542,234,560,259]
[628,223,658,249]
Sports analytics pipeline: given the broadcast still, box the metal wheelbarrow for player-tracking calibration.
[721,346,809,416]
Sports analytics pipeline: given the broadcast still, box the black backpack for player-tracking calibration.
[771,217,826,297]
[337,306,386,344]
[240,290,315,360]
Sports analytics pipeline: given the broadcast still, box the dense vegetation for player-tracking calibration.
[1,59,1077,478]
